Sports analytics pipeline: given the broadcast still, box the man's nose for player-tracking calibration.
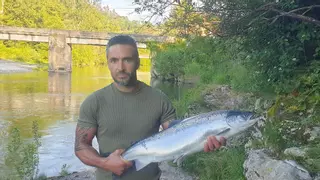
[116,60,124,71]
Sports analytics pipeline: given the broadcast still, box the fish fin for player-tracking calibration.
[134,159,150,171]
[173,155,186,167]
[215,127,230,135]
[173,155,183,164]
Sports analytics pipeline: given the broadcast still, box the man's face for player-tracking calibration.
[107,44,139,86]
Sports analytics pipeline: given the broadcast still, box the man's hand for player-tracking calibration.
[102,149,132,176]
[204,136,226,152]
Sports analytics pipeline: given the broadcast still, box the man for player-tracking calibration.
[74,35,226,180]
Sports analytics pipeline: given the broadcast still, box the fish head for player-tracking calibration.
[225,111,259,131]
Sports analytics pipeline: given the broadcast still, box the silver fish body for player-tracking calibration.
[122,110,259,171]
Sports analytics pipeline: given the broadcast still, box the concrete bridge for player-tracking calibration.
[0,26,173,72]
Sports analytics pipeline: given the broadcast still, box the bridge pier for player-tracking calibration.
[48,34,72,72]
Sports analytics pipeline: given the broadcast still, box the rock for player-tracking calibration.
[304,127,320,142]
[244,149,312,180]
[313,173,320,180]
[244,139,253,150]
[159,161,195,180]
[46,162,196,180]
[203,85,247,110]
[226,131,250,147]
[284,147,308,158]
[46,170,95,180]
[254,98,261,111]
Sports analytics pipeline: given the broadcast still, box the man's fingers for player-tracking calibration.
[124,160,133,168]
[219,137,227,146]
[118,149,125,154]
[204,142,210,152]
[204,136,227,152]
[211,136,221,149]
[207,136,215,151]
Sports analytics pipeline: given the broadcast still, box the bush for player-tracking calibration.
[3,120,41,180]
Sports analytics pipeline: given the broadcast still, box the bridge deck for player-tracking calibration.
[0,26,174,47]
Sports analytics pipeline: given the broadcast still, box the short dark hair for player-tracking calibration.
[106,35,139,59]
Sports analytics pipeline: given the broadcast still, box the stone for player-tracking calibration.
[284,147,308,158]
[48,34,72,72]
[244,149,312,180]
[203,85,246,110]
[304,127,320,142]
[313,173,320,180]
[244,139,253,150]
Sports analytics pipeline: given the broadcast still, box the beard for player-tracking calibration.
[112,71,136,86]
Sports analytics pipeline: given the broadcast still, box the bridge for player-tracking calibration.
[0,26,173,72]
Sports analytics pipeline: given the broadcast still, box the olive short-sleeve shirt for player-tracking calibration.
[77,81,176,180]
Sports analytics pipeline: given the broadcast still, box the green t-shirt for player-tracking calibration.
[77,81,176,180]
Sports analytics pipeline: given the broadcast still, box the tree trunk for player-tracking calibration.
[1,0,4,14]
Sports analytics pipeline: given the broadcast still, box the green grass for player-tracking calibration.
[182,148,246,180]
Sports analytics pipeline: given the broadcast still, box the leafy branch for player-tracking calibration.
[258,3,320,26]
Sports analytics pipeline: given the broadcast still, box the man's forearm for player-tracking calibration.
[75,146,106,169]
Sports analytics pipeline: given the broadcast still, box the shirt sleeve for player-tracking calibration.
[77,93,98,128]
[159,92,176,124]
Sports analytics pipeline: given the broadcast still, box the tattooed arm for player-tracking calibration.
[74,125,101,166]
[74,125,132,175]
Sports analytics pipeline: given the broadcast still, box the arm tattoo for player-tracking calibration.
[75,127,93,152]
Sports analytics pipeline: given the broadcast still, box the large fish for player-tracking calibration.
[121,110,260,171]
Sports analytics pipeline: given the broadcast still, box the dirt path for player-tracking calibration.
[48,162,195,180]
[0,59,37,73]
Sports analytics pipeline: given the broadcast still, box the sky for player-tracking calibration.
[101,0,169,23]
[101,0,151,21]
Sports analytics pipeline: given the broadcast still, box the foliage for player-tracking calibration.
[139,0,320,178]
[153,42,187,81]
[59,164,71,177]
[172,85,205,118]
[182,148,246,180]
[141,0,320,93]
[0,0,159,66]
[152,36,272,93]
[4,120,41,180]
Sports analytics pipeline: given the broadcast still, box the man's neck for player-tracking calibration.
[113,80,140,93]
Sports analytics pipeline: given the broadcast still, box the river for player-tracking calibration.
[0,65,192,177]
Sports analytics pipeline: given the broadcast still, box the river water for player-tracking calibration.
[0,66,191,177]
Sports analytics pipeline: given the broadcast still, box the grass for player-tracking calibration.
[182,148,246,180]
[172,84,205,118]
[59,164,71,177]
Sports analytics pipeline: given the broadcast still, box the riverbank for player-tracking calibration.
[47,162,195,180]
[0,59,38,73]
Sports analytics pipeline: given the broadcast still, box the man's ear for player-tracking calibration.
[136,58,140,70]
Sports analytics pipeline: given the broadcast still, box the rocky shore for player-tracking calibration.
[0,59,37,73]
[47,162,195,180]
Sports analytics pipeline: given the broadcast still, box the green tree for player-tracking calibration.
[0,0,161,66]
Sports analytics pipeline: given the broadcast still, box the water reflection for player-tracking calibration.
[150,78,194,101]
[0,67,192,177]
[48,72,72,111]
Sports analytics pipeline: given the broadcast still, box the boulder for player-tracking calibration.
[244,149,312,180]
[304,127,320,142]
[284,147,308,158]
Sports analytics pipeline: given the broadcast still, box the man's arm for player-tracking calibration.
[74,125,132,175]
[74,126,103,167]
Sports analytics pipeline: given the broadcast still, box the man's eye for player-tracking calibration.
[124,59,133,63]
